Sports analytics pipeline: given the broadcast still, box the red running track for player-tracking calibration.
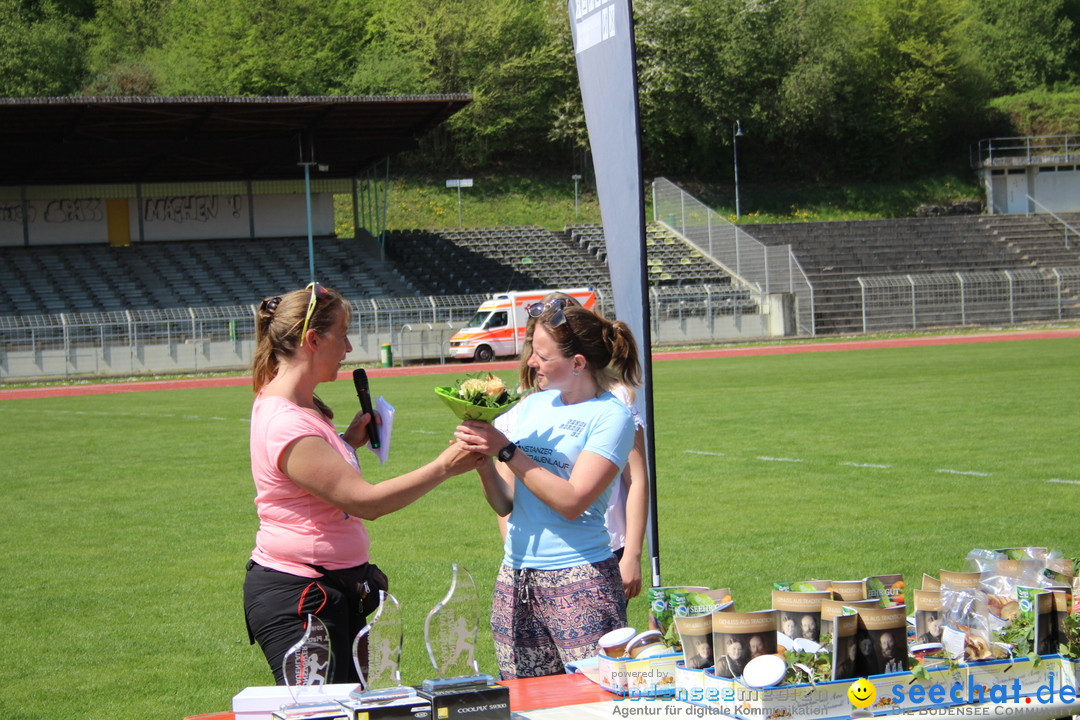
[2,328,1078,401]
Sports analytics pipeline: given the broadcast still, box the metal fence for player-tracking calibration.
[652,177,816,335]
[858,268,1080,332]
[0,284,773,379]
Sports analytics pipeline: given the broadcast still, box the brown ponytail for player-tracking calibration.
[538,306,641,392]
[251,284,348,419]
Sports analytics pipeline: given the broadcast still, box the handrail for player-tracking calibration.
[651,177,816,335]
[974,134,1079,167]
[1026,195,1078,249]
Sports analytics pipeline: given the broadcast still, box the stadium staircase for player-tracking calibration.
[978,212,1080,268]
[384,225,605,296]
[384,222,737,298]
[743,215,1080,334]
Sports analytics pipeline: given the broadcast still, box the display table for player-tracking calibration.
[188,673,617,720]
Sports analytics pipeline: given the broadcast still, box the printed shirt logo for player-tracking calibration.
[560,418,586,438]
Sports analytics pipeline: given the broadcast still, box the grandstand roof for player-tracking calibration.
[0,94,471,186]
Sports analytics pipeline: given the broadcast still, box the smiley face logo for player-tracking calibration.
[847,678,876,708]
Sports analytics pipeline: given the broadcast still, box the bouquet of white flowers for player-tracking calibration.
[434,372,522,422]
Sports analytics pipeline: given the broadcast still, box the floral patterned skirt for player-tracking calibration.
[490,557,627,679]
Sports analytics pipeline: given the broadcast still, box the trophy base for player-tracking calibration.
[271,700,349,720]
[416,678,509,720]
[420,673,494,693]
[347,685,418,702]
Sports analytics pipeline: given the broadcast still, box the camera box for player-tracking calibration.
[337,694,433,720]
[415,682,510,720]
[597,649,683,696]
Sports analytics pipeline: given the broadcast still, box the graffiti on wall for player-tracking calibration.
[0,203,28,223]
[143,195,243,223]
[2,199,107,224]
[45,199,104,222]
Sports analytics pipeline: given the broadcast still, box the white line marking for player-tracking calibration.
[411,429,437,434]
[758,456,803,463]
[684,450,726,457]
[841,462,893,469]
[0,407,241,421]
[1047,478,1080,485]
[936,469,992,477]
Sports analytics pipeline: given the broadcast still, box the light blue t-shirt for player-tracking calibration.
[503,388,636,570]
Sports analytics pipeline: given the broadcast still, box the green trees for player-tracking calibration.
[848,0,989,173]
[0,0,88,96]
[349,0,572,164]
[145,0,373,95]
[967,0,1080,94]
[0,0,1078,180]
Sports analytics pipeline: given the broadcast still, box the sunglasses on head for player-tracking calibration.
[299,282,331,346]
[525,298,572,327]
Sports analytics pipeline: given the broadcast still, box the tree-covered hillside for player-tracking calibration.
[2,0,1078,182]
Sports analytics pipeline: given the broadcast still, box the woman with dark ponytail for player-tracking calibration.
[454,302,642,679]
[244,283,482,684]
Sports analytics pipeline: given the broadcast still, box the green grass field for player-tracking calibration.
[1,337,1078,719]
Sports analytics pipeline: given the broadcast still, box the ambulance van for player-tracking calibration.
[448,287,596,362]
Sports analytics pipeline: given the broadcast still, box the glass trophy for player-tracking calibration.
[348,591,416,704]
[421,563,493,692]
[280,614,337,713]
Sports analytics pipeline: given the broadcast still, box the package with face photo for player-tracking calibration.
[1017,587,1058,656]
[675,613,715,670]
[712,610,777,679]
[1051,588,1071,650]
[854,604,908,676]
[831,614,860,681]
[1033,591,1056,656]
[772,590,831,643]
[913,589,943,645]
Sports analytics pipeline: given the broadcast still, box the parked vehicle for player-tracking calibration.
[448,288,596,361]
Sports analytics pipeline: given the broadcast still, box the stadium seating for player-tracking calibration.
[744,214,1080,334]
[2,213,1077,333]
[0,234,415,316]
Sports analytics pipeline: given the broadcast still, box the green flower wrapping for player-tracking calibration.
[434,372,522,422]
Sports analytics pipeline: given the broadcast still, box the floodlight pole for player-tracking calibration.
[302,162,315,282]
[733,120,744,220]
[572,174,582,220]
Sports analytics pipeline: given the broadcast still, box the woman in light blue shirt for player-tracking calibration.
[455,301,641,679]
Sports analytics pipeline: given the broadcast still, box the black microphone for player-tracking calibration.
[352,368,380,449]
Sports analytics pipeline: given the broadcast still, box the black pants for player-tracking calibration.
[243,560,375,685]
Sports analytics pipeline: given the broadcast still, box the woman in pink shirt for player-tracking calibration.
[243,283,482,685]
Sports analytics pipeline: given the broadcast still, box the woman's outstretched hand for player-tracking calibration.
[453,420,508,457]
[437,440,487,476]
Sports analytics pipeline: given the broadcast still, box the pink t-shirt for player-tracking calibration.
[249,393,370,577]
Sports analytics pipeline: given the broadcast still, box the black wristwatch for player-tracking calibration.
[497,442,517,462]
